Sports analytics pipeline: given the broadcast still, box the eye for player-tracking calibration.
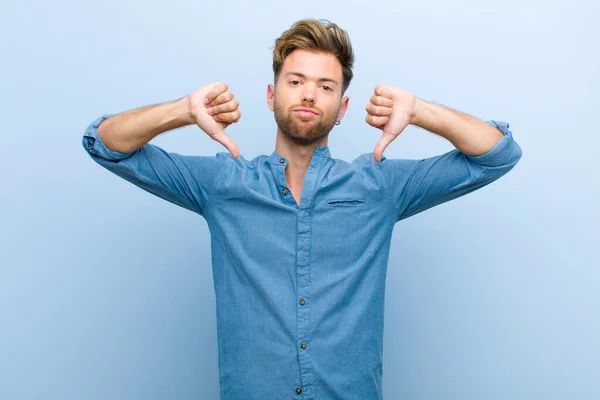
[290,80,301,86]
[322,85,332,92]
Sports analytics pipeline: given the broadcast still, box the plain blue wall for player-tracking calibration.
[1,0,598,399]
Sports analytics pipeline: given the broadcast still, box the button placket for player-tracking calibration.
[270,158,296,207]
[295,155,324,397]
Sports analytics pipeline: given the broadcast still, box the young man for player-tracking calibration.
[82,19,521,400]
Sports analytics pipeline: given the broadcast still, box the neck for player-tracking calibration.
[275,129,328,199]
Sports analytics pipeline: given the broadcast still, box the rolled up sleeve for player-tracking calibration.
[466,121,522,167]
[380,120,523,222]
[83,114,137,161]
[82,114,229,217]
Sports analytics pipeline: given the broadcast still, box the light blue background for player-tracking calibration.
[1,0,598,399]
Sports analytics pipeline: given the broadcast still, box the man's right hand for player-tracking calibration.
[188,82,242,159]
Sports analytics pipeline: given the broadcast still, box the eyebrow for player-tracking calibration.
[284,72,339,85]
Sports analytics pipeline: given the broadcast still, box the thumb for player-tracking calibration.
[212,131,240,159]
[373,133,395,163]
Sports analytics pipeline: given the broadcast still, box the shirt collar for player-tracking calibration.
[268,146,331,165]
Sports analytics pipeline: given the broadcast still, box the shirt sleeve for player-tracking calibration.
[379,120,523,222]
[82,114,228,216]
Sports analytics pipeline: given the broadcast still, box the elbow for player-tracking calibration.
[81,114,137,161]
[96,118,131,153]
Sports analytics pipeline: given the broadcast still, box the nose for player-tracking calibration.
[301,84,316,104]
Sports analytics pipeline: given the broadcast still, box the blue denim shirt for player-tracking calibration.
[82,115,522,399]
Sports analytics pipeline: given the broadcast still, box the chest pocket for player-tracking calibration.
[325,198,366,207]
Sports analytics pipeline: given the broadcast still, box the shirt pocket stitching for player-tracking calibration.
[325,198,366,207]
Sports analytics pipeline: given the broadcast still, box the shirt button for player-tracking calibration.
[300,342,307,349]
[279,158,285,164]
[296,388,302,394]
[87,141,93,149]
[299,298,306,306]
[282,188,289,195]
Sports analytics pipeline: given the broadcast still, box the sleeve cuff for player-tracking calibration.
[466,120,519,166]
[82,114,137,160]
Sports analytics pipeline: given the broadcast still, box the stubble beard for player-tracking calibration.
[274,99,339,146]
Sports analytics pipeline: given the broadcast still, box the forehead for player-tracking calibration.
[280,49,342,82]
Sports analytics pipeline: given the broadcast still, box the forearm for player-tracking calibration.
[411,99,504,156]
[98,97,193,153]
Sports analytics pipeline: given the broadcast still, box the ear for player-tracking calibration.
[267,84,275,112]
[336,95,350,122]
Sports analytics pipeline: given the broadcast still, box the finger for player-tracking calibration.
[208,99,240,115]
[214,110,242,124]
[374,85,393,99]
[365,114,389,128]
[373,133,395,163]
[204,82,228,105]
[370,95,393,108]
[208,91,234,107]
[211,131,239,159]
[365,103,392,117]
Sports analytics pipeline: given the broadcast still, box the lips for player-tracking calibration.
[293,108,319,118]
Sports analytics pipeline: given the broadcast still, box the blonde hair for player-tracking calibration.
[272,19,354,94]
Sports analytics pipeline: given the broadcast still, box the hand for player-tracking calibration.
[188,82,241,158]
[365,85,418,162]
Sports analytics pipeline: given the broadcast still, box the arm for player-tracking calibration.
[82,82,241,216]
[97,97,193,153]
[365,85,522,221]
[98,82,241,156]
[367,85,505,161]
[411,99,504,156]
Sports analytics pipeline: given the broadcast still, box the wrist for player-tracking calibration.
[410,97,428,127]
[176,96,195,125]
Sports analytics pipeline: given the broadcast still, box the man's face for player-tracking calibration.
[267,49,349,145]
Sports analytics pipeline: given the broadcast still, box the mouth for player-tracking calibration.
[293,108,319,118]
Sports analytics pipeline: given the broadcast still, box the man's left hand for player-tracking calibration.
[365,85,418,162]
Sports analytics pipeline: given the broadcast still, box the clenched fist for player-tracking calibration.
[365,85,418,162]
[188,82,242,158]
